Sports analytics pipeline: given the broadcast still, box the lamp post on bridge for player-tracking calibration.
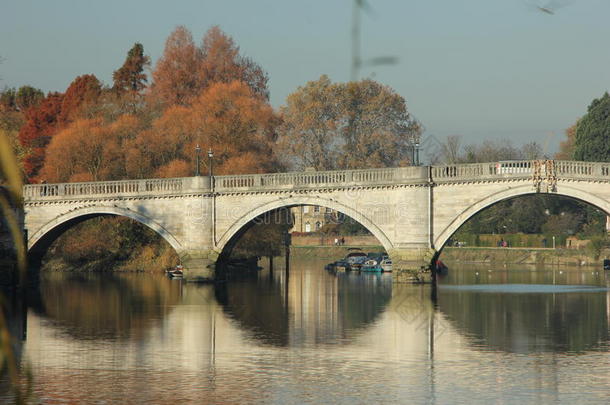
[410,141,421,166]
[195,144,201,176]
[208,148,214,186]
[208,148,216,245]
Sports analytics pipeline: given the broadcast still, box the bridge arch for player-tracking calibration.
[216,195,394,254]
[434,183,610,250]
[28,205,183,254]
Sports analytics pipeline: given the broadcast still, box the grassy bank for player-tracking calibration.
[440,247,608,267]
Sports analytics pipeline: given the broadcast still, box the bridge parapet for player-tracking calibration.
[23,160,610,202]
[215,166,428,192]
[553,160,610,179]
[432,160,610,183]
[24,176,210,201]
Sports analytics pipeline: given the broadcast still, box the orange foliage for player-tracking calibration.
[155,159,190,178]
[126,81,278,178]
[59,74,102,125]
[40,116,132,182]
[150,26,203,106]
[150,26,269,107]
[69,172,94,182]
[29,25,279,185]
[124,106,197,178]
[190,80,278,174]
[18,92,64,181]
[556,122,578,160]
[199,26,268,100]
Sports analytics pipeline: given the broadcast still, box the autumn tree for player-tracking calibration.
[339,79,420,169]
[276,76,340,169]
[127,80,278,179]
[192,80,277,174]
[150,25,270,107]
[277,75,421,170]
[58,74,103,125]
[124,105,198,178]
[556,122,577,160]
[41,114,141,182]
[18,92,64,180]
[150,26,203,106]
[199,26,269,100]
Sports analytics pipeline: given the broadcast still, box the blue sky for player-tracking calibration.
[2,0,609,154]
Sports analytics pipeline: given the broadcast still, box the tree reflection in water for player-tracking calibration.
[437,267,610,353]
[33,272,182,340]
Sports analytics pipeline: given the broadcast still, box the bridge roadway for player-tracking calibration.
[22,160,610,282]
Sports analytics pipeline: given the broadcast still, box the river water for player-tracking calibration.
[2,258,610,404]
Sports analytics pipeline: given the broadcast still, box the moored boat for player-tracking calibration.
[361,259,383,272]
[167,264,184,279]
[380,258,392,272]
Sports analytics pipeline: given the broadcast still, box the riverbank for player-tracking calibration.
[41,252,176,273]
[290,245,384,259]
[292,245,609,268]
[440,247,608,267]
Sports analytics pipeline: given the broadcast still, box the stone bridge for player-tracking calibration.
[22,160,610,282]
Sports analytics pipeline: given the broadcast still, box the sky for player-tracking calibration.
[2,0,610,155]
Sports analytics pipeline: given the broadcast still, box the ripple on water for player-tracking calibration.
[439,284,610,293]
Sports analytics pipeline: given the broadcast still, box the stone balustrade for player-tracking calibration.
[24,177,204,200]
[23,160,610,201]
[215,166,427,191]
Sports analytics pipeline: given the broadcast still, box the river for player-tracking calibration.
[1,258,609,404]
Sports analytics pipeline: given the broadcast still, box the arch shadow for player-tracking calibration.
[28,205,183,260]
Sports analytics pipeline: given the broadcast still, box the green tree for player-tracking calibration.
[573,92,610,162]
[15,86,44,111]
[112,43,150,95]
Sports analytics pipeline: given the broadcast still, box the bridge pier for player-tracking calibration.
[179,250,219,282]
[389,248,436,284]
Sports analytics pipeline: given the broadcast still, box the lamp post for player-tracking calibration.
[195,144,201,176]
[415,142,420,166]
[208,148,214,180]
[209,148,215,245]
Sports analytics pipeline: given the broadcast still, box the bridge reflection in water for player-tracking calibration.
[2,260,610,403]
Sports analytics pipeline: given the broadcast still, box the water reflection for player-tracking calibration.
[33,272,182,340]
[438,266,610,353]
[216,257,392,346]
[0,261,609,403]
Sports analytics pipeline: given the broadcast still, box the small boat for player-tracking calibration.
[349,255,368,271]
[361,259,382,272]
[603,259,610,271]
[380,258,392,272]
[345,249,367,271]
[167,264,184,279]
